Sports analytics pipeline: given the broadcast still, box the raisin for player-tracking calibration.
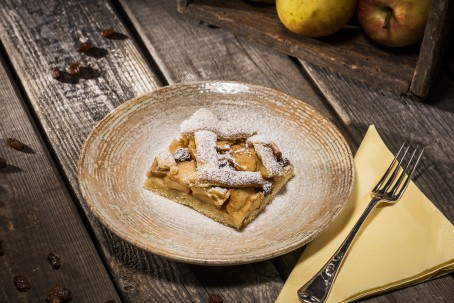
[279,157,290,167]
[262,182,273,196]
[46,285,73,303]
[76,41,92,53]
[50,67,63,80]
[6,138,25,150]
[55,288,72,302]
[66,61,81,76]
[208,294,223,303]
[47,252,61,270]
[13,275,32,292]
[100,28,115,38]
[0,157,6,168]
[218,158,229,168]
[173,148,191,162]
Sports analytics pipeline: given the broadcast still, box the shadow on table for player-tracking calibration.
[103,228,283,301]
[56,66,102,84]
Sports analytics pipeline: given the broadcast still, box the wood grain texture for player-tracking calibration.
[300,61,454,302]
[0,0,288,302]
[177,0,418,96]
[179,0,454,100]
[0,54,120,302]
[118,0,337,124]
[409,0,454,99]
[0,0,160,184]
[0,1,167,301]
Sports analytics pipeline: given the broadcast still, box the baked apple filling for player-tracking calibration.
[144,109,293,229]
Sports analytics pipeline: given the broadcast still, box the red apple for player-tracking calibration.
[358,0,432,47]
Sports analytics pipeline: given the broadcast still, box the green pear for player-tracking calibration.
[276,0,357,37]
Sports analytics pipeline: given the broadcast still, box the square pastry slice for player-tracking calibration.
[144,108,294,230]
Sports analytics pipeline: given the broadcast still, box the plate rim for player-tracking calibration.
[78,80,355,265]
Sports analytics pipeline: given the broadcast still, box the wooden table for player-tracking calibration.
[0,0,453,302]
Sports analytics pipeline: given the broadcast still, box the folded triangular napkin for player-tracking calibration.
[276,125,454,303]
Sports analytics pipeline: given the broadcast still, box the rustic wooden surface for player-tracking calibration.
[0,0,286,302]
[0,0,453,302]
[112,0,454,301]
[409,0,454,99]
[0,54,120,302]
[177,0,425,97]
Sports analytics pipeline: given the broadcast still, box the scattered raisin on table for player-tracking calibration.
[66,61,81,77]
[100,28,115,37]
[6,138,25,150]
[208,294,223,303]
[50,67,63,80]
[47,252,62,270]
[76,41,92,53]
[46,284,73,303]
[13,275,32,292]
[0,157,6,168]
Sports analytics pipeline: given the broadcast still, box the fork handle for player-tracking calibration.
[297,197,381,303]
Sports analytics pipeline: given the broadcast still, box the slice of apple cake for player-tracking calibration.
[144,108,294,230]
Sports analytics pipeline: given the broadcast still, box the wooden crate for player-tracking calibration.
[177,0,454,100]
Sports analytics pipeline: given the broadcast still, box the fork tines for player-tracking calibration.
[373,142,424,200]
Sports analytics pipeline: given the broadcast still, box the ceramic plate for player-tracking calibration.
[78,81,354,265]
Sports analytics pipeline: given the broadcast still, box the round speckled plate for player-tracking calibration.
[78,81,354,265]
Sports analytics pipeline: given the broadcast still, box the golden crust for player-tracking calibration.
[145,164,293,229]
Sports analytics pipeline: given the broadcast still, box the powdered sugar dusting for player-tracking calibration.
[156,149,176,169]
[219,123,257,140]
[180,108,257,140]
[246,134,273,145]
[196,168,265,187]
[181,108,288,186]
[194,130,218,169]
[180,108,217,134]
[253,143,282,177]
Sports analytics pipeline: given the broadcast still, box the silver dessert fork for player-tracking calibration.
[297,143,424,303]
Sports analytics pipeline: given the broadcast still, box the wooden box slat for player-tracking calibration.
[177,0,453,100]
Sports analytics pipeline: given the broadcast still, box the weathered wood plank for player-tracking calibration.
[0,54,120,302]
[304,63,454,218]
[175,0,417,96]
[0,0,286,302]
[177,0,454,100]
[118,0,336,123]
[0,1,165,301]
[409,0,454,99]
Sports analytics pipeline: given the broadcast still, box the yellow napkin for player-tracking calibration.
[276,125,454,303]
